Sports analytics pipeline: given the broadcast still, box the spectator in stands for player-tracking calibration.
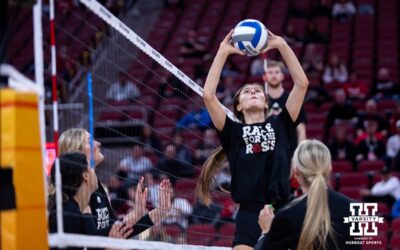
[176,97,212,130]
[159,74,186,99]
[57,129,167,237]
[358,2,374,15]
[164,0,184,8]
[301,44,324,75]
[162,187,193,232]
[216,76,236,100]
[210,160,231,192]
[48,152,134,239]
[303,20,328,44]
[108,170,129,215]
[310,0,332,18]
[142,173,158,208]
[325,89,358,132]
[106,72,140,102]
[360,167,400,208]
[387,120,400,170]
[172,131,193,164]
[355,120,386,162]
[322,54,348,84]
[193,54,213,84]
[355,99,388,137]
[191,201,221,224]
[155,144,195,185]
[332,0,356,22]
[328,126,356,164]
[140,124,161,155]
[342,72,369,101]
[221,60,240,79]
[147,224,175,243]
[371,67,400,101]
[304,85,332,107]
[250,57,265,77]
[282,24,302,45]
[254,140,360,250]
[389,102,400,135]
[180,30,207,59]
[119,144,153,182]
[194,129,219,164]
[392,199,400,218]
[263,60,307,150]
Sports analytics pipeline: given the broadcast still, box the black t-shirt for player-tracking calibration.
[50,199,111,250]
[254,190,361,250]
[89,182,154,237]
[269,91,307,154]
[90,182,117,229]
[217,107,296,206]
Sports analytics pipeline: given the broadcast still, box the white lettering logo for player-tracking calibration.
[344,203,384,236]
[242,123,275,154]
[96,207,110,229]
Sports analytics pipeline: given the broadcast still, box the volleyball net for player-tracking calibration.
[43,0,261,249]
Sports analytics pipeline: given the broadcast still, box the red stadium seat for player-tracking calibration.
[187,224,216,245]
[391,234,400,250]
[332,160,353,174]
[218,223,235,236]
[376,203,390,217]
[392,218,400,233]
[98,111,123,121]
[340,186,362,201]
[339,173,369,188]
[212,239,232,247]
[164,224,182,238]
[358,160,385,173]
[175,178,197,190]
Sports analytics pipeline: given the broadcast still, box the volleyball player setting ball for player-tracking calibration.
[197,19,309,250]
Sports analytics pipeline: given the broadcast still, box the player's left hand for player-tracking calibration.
[261,30,286,53]
[258,204,275,234]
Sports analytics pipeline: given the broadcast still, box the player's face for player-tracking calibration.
[265,66,284,88]
[237,84,267,112]
[82,132,104,167]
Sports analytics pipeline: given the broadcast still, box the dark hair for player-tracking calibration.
[48,152,89,226]
[49,152,88,205]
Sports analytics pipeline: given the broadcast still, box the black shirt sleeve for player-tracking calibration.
[216,115,234,151]
[278,106,297,136]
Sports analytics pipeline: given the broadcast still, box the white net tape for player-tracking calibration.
[49,234,230,250]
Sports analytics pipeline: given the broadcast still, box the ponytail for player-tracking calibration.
[293,140,337,250]
[298,174,331,250]
[195,146,226,206]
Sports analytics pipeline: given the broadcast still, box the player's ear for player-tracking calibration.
[236,104,243,112]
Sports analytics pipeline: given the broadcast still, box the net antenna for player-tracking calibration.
[78,0,238,122]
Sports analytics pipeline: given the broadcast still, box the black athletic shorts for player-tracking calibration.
[232,203,264,248]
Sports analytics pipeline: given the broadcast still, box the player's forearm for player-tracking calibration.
[148,207,167,224]
[278,42,309,89]
[203,51,228,100]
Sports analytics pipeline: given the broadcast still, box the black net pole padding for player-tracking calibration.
[0,168,16,210]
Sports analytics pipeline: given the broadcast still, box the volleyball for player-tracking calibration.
[232,19,268,56]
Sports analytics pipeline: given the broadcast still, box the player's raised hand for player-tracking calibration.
[218,30,246,56]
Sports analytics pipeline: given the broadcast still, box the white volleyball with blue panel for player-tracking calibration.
[232,19,268,56]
